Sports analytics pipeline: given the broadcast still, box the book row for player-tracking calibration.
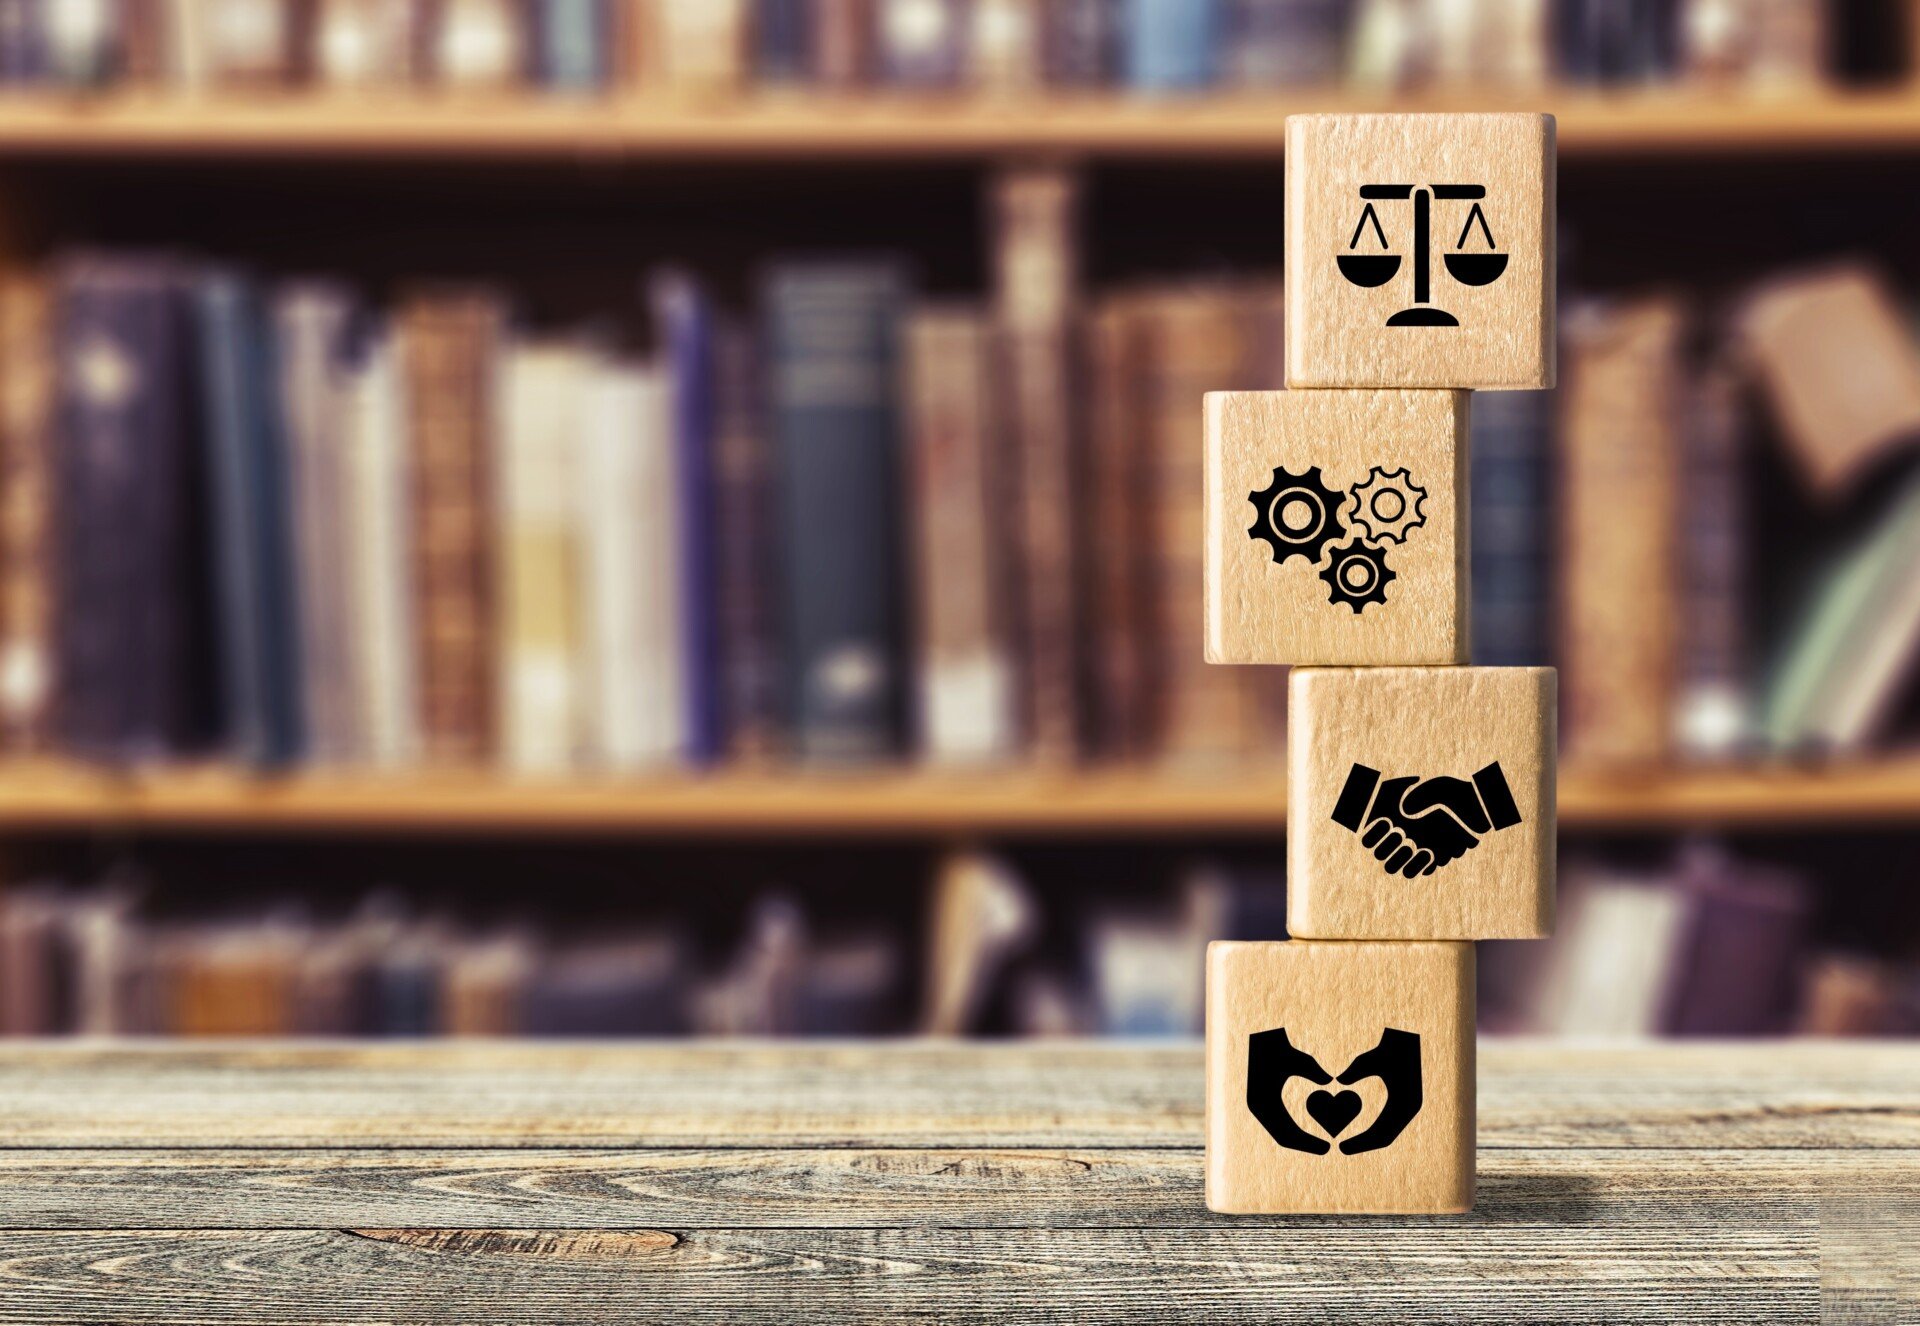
[0,0,1840,97]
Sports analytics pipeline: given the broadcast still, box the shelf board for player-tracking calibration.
[0,90,1915,159]
[0,759,1915,836]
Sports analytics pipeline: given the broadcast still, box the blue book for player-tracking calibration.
[53,257,217,761]
[755,0,813,82]
[1469,389,1552,667]
[194,272,305,769]
[1123,0,1220,91]
[533,0,608,91]
[762,262,908,762]
[652,272,725,764]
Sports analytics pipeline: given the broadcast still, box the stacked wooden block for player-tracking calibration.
[1203,113,1557,1215]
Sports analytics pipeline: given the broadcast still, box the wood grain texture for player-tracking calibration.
[0,1042,1912,1323]
[1289,667,1557,940]
[1285,113,1555,389]
[1206,942,1474,1213]
[1204,390,1468,666]
[1,1040,1916,1148]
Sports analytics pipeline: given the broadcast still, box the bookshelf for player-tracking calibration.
[0,91,1916,159]
[0,760,1916,836]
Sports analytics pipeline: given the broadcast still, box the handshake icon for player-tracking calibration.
[1330,760,1522,878]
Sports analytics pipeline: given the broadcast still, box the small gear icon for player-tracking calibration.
[1247,465,1347,565]
[1347,466,1428,544]
[1319,538,1396,613]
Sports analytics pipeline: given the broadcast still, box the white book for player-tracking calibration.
[579,361,684,769]
[436,0,519,87]
[342,334,418,768]
[1537,866,1688,1036]
[496,342,588,776]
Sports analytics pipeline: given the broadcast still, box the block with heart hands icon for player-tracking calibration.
[1204,388,1468,666]
[1285,112,1555,390]
[1289,666,1556,940]
[1206,940,1474,1214]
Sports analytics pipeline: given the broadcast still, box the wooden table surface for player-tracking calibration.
[0,1040,1914,1324]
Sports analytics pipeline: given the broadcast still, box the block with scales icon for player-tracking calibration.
[1285,113,1555,389]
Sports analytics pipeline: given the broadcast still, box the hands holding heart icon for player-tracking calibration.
[1329,760,1522,878]
[1245,1027,1424,1156]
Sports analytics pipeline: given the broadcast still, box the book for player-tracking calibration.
[341,332,418,767]
[315,0,432,87]
[754,0,814,82]
[1558,295,1685,767]
[811,0,873,86]
[496,341,588,775]
[276,282,360,765]
[1661,846,1809,1035]
[1793,951,1901,1035]
[876,0,965,87]
[1039,0,1114,86]
[1534,862,1689,1036]
[0,275,56,751]
[526,932,687,1035]
[0,0,46,83]
[763,262,908,762]
[1469,388,1553,668]
[652,273,724,764]
[530,0,608,90]
[993,166,1081,763]
[195,271,306,769]
[42,0,118,85]
[578,359,684,767]
[712,323,781,761]
[652,0,748,92]
[399,291,503,765]
[433,0,523,87]
[0,882,66,1033]
[1225,0,1348,87]
[1675,360,1750,757]
[53,256,219,761]
[1082,295,1151,759]
[442,926,538,1034]
[905,307,1016,763]
[920,849,1037,1034]
[195,0,310,86]
[967,0,1040,92]
[1739,265,1920,497]
[1123,0,1220,89]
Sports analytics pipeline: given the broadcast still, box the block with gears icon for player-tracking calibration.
[1289,666,1556,940]
[1206,939,1475,1214]
[1205,388,1468,666]
[1286,112,1554,390]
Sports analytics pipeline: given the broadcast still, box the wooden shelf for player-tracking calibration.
[0,759,1916,836]
[0,90,1915,159]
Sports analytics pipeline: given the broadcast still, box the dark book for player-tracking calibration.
[713,322,782,760]
[193,272,306,769]
[523,935,687,1036]
[1675,361,1750,757]
[763,262,908,762]
[1469,389,1553,667]
[53,256,220,761]
[1123,0,1220,90]
[1226,0,1347,87]
[0,0,45,83]
[755,0,813,81]
[1661,847,1809,1035]
[652,271,724,765]
[1040,0,1115,86]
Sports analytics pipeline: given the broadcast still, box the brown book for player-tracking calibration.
[168,921,300,1036]
[1559,296,1686,767]
[906,306,1015,763]
[399,291,504,765]
[197,0,316,86]
[0,276,55,754]
[812,0,873,87]
[1082,295,1150,761]
[1738,264,1920,497]
[993,165,1082,764]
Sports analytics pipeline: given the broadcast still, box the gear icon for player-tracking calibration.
[1319,538,1396,613]
[1347,466,1428,545]
[1247,465,1347,565]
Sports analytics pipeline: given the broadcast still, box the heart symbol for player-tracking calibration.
[1305,1089,1363,1139]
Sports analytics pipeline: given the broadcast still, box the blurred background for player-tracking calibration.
[1,0,1919,1041]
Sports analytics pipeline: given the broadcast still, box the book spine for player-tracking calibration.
[432,0,523,86]
[0,276,56,751]
[1674,361,1750,756]
[1225,0,1347,87]
[1123,0,1219,90]
[1040,0,1114,86]
[533,0,607,90]
[764,263,907,762]
[968,0,1041,93]
[54,258,208,761]
[656,0,747,91]
[810,0,871,86]
[875,0,964,86]
[399,292,501,765]
[1083,297,1147,760]
[653,273,724,764]
[1468,388,1552,668]
[343,332,417,767]
[754,0,813,81]
[712,324,781,761]
[0,0,47,84]
[906,308,1014,763]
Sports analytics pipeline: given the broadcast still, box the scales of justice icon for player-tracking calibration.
[1337,184,1508,327]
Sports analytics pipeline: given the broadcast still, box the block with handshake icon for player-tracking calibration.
[1289,666,1555,940]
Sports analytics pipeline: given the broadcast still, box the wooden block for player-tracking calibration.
[1288,666,1556,940]
[1204,388,1468,666]
[1285,112,1555,390]
[1206,939,1474,1214]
